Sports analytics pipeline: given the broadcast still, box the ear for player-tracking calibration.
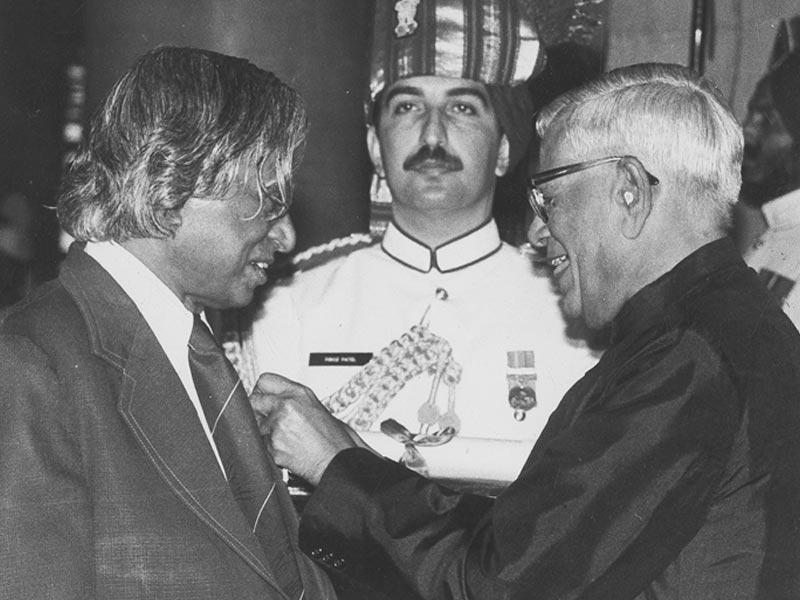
[366,125,384,175]
[614,156,655,240]
[494,134,510,177]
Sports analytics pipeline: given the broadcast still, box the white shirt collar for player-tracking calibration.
[84,240,193,352]
[381,219,502,273]
[763,187,800,230]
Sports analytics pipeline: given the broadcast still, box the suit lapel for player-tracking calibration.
[213,385,306,593]
[59,246,292,598]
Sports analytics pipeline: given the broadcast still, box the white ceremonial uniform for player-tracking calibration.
[240,220,599,483]
[744,189,800,329]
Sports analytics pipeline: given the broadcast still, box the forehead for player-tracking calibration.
[538,136,577,171]
[382,75,492,105]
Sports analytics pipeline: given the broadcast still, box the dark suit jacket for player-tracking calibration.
[298,239,800,599]
[0,245,334,599]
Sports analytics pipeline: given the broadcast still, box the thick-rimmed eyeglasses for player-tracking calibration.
[527,155,659,223]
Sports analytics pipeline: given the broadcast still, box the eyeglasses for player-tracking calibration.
[527,155,659,223]
[255,158,291,222]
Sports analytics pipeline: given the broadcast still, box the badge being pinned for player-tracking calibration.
[394,0,421,38]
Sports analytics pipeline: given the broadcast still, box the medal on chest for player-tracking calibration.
[506,350,537,421]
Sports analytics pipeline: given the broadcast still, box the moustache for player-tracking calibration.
[403,145,463,172]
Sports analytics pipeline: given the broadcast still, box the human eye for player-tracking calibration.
[449,101,477,116]
[389,98,419,115]
[537,185,559,209]
[240,178,288,223]
[260,186,289,221]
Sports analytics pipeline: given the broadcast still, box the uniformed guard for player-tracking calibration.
[238,0,600,486]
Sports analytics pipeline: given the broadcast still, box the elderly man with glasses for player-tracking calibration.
[250,62,800,599]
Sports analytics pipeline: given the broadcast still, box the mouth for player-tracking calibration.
[548,253,570,277]
[247,259,272,284]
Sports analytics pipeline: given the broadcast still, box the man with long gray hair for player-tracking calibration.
[253,63,800,599]
[0,46,335,599]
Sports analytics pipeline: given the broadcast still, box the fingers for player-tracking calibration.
[249,373,333,448]
[249,374,291,437]
[249,387,295,467]
[250,372,314,420]
[248,374,354,484]
[252,371,309,396]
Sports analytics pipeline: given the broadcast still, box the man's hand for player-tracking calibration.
[250,373,360,485]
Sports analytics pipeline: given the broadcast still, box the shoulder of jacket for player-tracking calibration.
[291,232,380,273]
[1,279,77,335]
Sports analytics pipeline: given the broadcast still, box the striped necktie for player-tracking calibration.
[188,315,304,598]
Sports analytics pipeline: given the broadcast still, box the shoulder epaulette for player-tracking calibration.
[291,232,380,272]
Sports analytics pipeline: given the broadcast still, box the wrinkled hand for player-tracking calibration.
[249,373,362,485]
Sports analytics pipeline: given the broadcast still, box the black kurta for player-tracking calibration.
[299,238,800,600]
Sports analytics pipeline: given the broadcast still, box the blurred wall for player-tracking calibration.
[83,0,374,252]
[0,0,82,284]
[606,0,800,119]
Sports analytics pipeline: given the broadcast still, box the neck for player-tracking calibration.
[391,203,493,248]
[119,237,195,311]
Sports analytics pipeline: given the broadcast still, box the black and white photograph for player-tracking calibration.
[1,1,799,598]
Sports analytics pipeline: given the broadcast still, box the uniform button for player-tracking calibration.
[435,287,448,301]
[333,558,346,569]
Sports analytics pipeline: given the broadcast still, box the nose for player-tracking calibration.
[421,108,447,148]
[268,214,296,254]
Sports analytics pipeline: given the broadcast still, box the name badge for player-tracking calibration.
[309,352,373,366]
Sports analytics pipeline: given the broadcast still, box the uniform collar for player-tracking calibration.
[381,219,502,273]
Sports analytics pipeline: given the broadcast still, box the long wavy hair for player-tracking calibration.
[58,46,307,242]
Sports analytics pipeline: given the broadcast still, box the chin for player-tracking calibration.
[212,288,255,311]
[229,292,256,309]
[558,294,582,323]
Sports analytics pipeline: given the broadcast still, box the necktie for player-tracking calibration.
[188,315,303,598]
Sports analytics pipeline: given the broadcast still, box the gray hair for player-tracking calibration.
[536,63,743,232]
[58,46,307,241]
